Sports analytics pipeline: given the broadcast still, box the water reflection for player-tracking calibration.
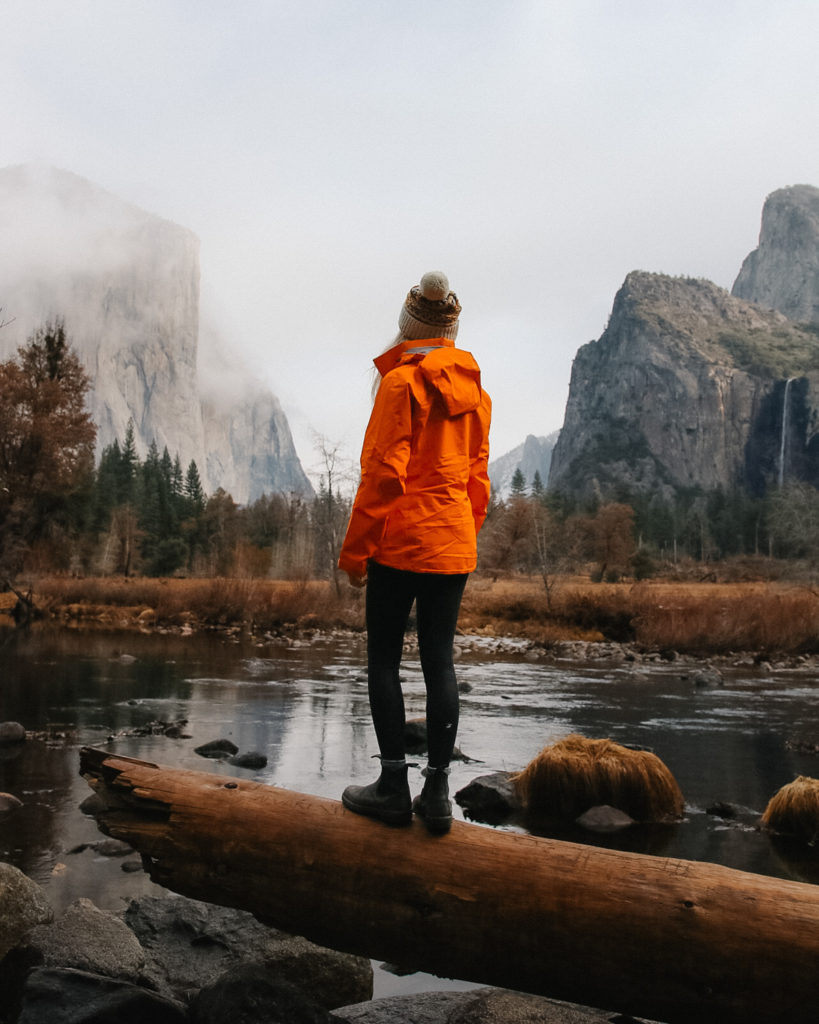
[2,625,819,919]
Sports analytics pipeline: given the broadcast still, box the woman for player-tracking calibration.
[338,271,491,834]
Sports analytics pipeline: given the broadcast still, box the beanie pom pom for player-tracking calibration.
[419,271,450,301]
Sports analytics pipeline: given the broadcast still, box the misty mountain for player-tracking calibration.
[0,164,312,503]
[488,433,559,498]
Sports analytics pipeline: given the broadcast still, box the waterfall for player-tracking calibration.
[778,377,795,487]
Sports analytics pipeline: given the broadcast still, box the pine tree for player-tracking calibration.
[180,460,206,571]
[184,461,205,514]
[139,441,163,567]
[171,454,185,518]
[119,421,139,506]
[510,467,527,497]
[94,440,122,531]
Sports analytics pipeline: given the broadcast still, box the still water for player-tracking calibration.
[2,626,819,993]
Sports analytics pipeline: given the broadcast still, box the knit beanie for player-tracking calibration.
[398,271,461,341]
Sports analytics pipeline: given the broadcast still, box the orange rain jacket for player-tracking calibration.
[338,337,492,580]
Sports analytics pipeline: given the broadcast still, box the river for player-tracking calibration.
[2,625,819,995]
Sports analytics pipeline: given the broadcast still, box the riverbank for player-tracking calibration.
[4,614,819,1022]
[4,573,819,658]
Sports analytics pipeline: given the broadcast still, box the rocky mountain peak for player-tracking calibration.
[732,184,819,324]
[549,268,819,501]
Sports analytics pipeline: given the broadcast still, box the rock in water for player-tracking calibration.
[0,722,26,743]
[194,739,238,759]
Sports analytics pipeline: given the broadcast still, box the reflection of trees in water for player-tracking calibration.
[767,835,819,885]
[1,627,204,734]
[0,740,74,879]
[521,814,678,858]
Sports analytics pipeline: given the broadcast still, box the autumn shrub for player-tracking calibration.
[761,777,819,842]
[511,734,685,822]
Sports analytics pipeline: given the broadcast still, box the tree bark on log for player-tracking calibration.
[79,747,819,1024]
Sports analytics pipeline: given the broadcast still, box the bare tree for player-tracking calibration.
[312,434,354,595]
[582,503,636,581]
[530,501,582,610]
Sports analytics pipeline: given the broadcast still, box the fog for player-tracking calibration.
[3,2,819,469]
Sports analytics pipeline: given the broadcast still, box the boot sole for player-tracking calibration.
[412,800,453,834]
[419,815,452,834]
[341,791,412,826]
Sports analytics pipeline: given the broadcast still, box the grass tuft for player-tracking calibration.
[511,734,685,822]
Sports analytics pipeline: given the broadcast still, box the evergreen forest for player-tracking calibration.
[2,324,818,586]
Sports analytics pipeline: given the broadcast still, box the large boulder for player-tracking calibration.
[334,989,623,1024]
[189,963,334,1024]
[448,988,621,1023]
[27,898,146,982]
[0,863,52,961]
[123,894,372,1008]
[333,991,472,1024]
[16,967,187,1024]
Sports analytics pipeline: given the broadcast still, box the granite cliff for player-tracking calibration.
[548,270,819,501]
[0,165,311,503]
[732,184,819,324]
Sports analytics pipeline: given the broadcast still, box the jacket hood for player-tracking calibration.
[374,338,483,417]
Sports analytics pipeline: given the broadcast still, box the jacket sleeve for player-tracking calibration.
[467,393,492,536]
[338,372,413,578]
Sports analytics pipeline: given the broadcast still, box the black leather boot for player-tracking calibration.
[412,766,452,834]
[342,760,412,826]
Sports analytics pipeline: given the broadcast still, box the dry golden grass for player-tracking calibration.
[511,734,685,823]
[761,777,819,843]
[10,573,819,653]
[462,576,819,654]
[29,576,365,632]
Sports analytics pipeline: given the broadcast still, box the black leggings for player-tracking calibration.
[366,560,469,767]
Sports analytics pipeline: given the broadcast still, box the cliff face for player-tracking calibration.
[0,165,312,502]
[549,272,819,500]
[203,387,310,502]
[488,432,559,497]
[732,184,819,324]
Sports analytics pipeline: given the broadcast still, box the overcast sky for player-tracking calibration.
[3,1,819,476]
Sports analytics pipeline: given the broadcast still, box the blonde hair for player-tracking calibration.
[371,332,406,401]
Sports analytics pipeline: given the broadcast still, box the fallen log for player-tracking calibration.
[79,747,819,1024]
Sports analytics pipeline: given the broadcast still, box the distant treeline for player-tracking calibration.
[479,467,819,585]
[3,322,818,584]
[0,321,349,583]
